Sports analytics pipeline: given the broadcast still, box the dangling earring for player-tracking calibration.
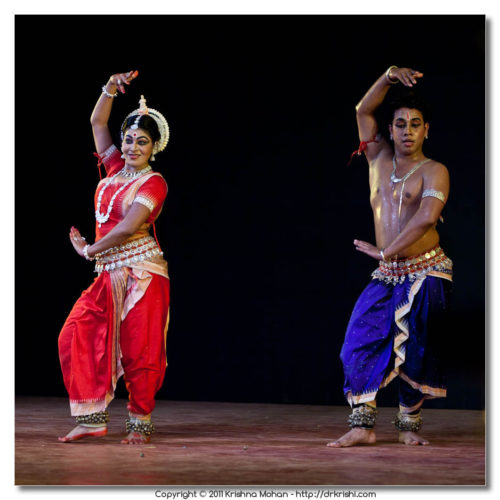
[390,134,393,141]
[121,152,125,159]
[150,143,158,162]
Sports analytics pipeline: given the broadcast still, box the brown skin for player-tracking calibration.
[326,428,376,448]
[60,71,157,445]
[70,69,158,262]
[327,67,448,448]
[353,67,449,261]
[121,432,151,445]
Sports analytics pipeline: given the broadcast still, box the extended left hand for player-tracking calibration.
[354,239,381,260]
[69,226,87,258]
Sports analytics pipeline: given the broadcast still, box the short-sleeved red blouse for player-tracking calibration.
[94,144,168,241]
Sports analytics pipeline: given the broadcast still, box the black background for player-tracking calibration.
[15,15,485,409]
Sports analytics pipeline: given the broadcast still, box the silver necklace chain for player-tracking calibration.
[95,165,152,227]
[390,156,431,233]
[391,156,430,184]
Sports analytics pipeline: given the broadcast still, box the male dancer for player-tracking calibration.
[328,66,452,447]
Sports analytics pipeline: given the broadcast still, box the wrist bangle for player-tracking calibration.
[83,244,95,261]
[385,66,398,84]
[102,85,118,98]
[380,248,386,261]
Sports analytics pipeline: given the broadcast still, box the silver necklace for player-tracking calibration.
[391,156,431,232]
[391,156,430,184]
[95,166,152,227]
[119,166,152,179]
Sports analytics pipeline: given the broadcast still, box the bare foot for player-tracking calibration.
[399,431,429,445]
[326,428,376,448]
[121,431,151,445]
[58,425,107,443]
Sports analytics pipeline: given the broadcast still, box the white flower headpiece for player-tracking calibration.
[121,95,170,154]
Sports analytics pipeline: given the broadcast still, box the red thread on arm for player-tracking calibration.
[347,136,379,166]
[93,152,104,180]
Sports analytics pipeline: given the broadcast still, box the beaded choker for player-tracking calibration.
[119,166,152,179]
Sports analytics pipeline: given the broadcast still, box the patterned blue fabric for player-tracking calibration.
[340,275,451,405]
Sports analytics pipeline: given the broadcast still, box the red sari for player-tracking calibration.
[58,145,170,418]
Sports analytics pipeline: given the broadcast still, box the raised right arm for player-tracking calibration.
[90,70,139,154]
[355,66,423,162]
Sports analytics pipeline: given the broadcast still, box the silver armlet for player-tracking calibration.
[134,196,155,212]
[422,189,445,203]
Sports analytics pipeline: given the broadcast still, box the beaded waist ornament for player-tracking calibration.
[94,236,163,273]
[372,245,453,285]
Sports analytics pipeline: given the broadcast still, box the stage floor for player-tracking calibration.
[15,396,485,486]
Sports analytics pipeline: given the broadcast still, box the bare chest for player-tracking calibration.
[369,166,423,210]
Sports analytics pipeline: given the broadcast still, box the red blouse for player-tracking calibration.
[94,144,168,241]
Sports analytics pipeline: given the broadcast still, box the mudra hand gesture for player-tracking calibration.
[387,67,423,87]
[69,227,88,258]
[107,70,139,94]
[354,239,382,260]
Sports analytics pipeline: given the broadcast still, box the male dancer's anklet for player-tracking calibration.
[348,405,377,429]
[394,411,423,432]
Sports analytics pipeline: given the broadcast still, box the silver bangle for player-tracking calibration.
[380,248,386,261]
[102,85,118,98]
[83,244,95,261]
[385,66,398,84]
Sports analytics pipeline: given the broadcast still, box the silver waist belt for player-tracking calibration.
[94,235,163,273]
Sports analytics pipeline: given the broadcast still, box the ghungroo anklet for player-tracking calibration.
[76,410,109,426]
[394,411,423,432]
[125,418,155,437]
[347,405,377,429]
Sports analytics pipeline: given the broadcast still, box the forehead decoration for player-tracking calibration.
[121,95,170,154]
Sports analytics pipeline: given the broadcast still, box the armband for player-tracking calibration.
[422,189,445,203]
[135,195,155,212]
[100,144,118,162]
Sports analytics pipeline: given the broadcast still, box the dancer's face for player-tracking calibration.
[122,128,155,168]
[389,108,429,156]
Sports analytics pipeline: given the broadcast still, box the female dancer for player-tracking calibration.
[58,70,171,445]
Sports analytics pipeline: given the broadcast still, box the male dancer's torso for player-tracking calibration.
[368,150,440,258]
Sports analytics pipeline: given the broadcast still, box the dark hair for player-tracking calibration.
[121,115,161,143]
[387,90,432,124]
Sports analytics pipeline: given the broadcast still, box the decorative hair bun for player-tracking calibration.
[121,95,170,155]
